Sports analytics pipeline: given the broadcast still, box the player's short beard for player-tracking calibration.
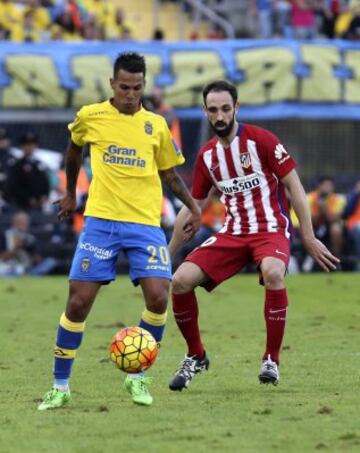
[208,115,235,138]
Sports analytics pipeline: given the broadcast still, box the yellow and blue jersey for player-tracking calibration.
[68,100,185,226]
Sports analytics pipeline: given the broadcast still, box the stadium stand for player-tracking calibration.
[0,0,212,42]
[0,0,359,42]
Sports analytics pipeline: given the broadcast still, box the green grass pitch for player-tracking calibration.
[1,273,360,452]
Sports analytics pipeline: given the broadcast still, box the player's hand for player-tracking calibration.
[53,193,77,220]
[182,205,201,242]
[302,236,340,272]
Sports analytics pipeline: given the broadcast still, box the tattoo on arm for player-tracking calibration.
[159,168,194,209]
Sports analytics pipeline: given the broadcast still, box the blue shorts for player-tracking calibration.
[69,217,172,285]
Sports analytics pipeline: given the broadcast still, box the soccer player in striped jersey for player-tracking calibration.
[37,52,201,410]
[168,80,339,391]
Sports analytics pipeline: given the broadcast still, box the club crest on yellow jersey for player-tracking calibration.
[144,121,153,135]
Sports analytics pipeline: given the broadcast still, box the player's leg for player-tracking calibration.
[123,223,172,405]
[139,276,169,344]
[251,233,290,385]
[38,281,101,411]
[259,256,287,385]
[123,277,169,406]
[38,217,119,410]
[170,234,248,391]
[169,261,210,391]
[172,261,208,357]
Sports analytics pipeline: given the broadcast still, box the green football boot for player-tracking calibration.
[38,388,71,411]
[124,376,153,406]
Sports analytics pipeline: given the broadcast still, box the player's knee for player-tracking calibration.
[172,272,193,294]
[262,265,285,288]
[67,290,91,321]
[145,287,168,314]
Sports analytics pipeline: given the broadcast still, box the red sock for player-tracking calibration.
[263,288,288,364]
[172,291,204,358]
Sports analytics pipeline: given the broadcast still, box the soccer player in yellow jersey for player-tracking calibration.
[38,52,201,410]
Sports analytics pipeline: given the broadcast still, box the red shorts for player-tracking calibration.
[185,232,290,292]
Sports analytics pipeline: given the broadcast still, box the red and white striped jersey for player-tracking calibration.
[192,123,296,237]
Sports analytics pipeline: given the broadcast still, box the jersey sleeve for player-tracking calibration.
[192,151,213,199]
[260,128,297,179]
[155,117,185,170]
[67,107,88,147]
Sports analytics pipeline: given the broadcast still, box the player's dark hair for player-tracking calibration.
[203,80,238,106]
[113,52,146,78]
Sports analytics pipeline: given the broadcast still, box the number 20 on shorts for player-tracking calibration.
[147,245,170,264]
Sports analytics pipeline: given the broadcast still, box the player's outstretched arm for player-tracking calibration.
[168,198,206,259]
[282,169,340,272]
[54,140,83,220]
[168,205,191,258]
[159,168,201,240]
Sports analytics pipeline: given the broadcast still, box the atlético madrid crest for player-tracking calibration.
[144,121,153,135]
[240,152,251,168]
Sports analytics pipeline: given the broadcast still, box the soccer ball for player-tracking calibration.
[109,326,158,373]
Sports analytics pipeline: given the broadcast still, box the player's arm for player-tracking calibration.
[168,186,216,258]
[168,198,209,258]
[159,167,201,240]
[55,140,83,220]
[282,169,340,272]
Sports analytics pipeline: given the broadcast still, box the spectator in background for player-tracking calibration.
[148,86,183,150]
[335,0,356,38]
[0,0,22,41]
[0,128,16,211]
[20,10,41,41]
[98,6,133,40]
[291,0,317,39]
[153,27,165,40]
[307,176,345,264]
[0,22,10,40]
[82,0,132,40]
[0,0,51,42]
[0,211,57,276]
[53,9,81,40]
[343,0,360,39]
[49,22,65,39]
[120,25,133,40]
[273,0,293,37]
[343,180,360,270]
[57,0,84,28]
[23,0,51,34]
[51,0,85,40]
[6,131,50,210]
[251,0,275,39]
[315,0,341,39]
[81,12,102,40]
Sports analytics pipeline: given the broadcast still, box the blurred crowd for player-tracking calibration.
[0,126,88,276]
[1,0,360,42]
[290,176,360,272]
[251,0,360,40]
[0,0,135,42]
